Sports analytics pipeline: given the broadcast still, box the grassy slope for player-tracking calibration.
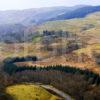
[74,43,100,56]
[35,12,100,55]
[36,12,100,44]
[14,12,100,72]
[6,84,61,100]
[0,12,99,60]
[0,12,100,71]
[32,34,42,43]
[36,12,100,34]
[0,43,49,61]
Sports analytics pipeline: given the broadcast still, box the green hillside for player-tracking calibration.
[36,12,100,34]
[6,84,61,100]
[36,12,100,45]
[35,12,100,54]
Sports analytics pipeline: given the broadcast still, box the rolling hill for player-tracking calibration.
[36,11,100,44]
[49,5,100,21]
[0,6,99,70]
[0,5,100,25]
[0,5,100,43]
[0,6,82,25]
[0,5,86,42]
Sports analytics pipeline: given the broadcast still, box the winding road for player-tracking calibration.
[40,85,73,100]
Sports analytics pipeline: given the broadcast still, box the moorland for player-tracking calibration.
[0,5,100,100]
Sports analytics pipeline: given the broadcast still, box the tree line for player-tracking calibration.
[1,56,100,100]
[3,61,100,85]
[3,56,38,64]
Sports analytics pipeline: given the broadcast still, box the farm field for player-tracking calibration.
[6,84,62,100]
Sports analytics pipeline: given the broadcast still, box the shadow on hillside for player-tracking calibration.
[0,93,14,100]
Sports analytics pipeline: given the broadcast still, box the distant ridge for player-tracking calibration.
[0,5,92,25]
[0,5,100,43]
[49,5,100,21]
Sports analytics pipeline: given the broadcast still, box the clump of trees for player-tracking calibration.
[10,69,100,100]
[66,40,81,53]
[3,60,100,85]
[3,56,38,64]
[42,30,83,57]
[0,71,13,100]
[43,30,71,37]
[12,70,89,100]
[66,52,94,64]
[81,24,94,31]
[92,50,100,65]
